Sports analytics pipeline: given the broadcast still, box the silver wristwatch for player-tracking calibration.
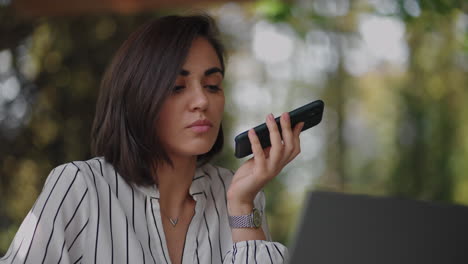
[228,208,262,229]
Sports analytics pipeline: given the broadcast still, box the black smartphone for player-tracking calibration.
[234,100,324,159]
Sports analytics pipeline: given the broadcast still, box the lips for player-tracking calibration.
[187,119,213,133]
[187,119,213,128]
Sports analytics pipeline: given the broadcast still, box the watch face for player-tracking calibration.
[253,209,262,228]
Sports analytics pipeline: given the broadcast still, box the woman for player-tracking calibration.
[0,14,304,264]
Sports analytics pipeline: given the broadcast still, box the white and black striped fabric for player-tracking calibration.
[0,157,288,264]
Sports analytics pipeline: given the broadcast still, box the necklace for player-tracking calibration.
[160,209,180,227]
[160,193,191,228]
[159,195,193,228]
[168,217,178,227]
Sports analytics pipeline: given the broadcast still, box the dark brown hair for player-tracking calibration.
[91,14,225,186]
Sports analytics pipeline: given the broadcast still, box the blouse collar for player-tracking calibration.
[134,163,210,200]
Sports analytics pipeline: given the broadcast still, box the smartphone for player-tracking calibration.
[234,99,324,158]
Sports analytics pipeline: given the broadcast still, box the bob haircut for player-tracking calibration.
[91,14,225,186]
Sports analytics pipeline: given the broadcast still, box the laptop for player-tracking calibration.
[289,191,468,264]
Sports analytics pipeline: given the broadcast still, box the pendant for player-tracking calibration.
[169,218,178,227]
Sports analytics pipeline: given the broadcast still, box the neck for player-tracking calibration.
[154,155,197,216]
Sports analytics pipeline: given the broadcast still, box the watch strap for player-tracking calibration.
[229,208,262,228]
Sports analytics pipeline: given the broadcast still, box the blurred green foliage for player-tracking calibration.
[255,0,292,21]
[1,0,468,254]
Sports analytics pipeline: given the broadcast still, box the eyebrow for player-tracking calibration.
[179,67,224,77]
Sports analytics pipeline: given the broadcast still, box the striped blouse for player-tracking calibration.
[0,157,288,264]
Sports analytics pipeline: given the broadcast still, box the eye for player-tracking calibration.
[172,86,185,93]
[205,85,221,92]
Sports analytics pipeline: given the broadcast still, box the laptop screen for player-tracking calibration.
[289,191,468,264]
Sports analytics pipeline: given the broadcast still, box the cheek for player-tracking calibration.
[216,95,225,114]
[156,103,177,135]
[214,100,225,126]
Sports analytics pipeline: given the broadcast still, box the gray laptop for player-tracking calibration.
[289,191,468,264]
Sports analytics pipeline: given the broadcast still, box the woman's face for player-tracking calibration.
[156,37,225,160]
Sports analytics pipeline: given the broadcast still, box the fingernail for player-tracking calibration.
[284,113,290,121]
[268,113,274,121]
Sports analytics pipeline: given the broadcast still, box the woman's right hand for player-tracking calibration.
[227,112,304,214]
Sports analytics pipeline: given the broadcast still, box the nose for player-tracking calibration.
[188,82,209,112]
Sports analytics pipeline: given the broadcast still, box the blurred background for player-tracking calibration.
[1,0,467,254]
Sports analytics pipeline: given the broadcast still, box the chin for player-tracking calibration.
[172,137,218,157]
[194,146,214,156]
[196,142,218,155]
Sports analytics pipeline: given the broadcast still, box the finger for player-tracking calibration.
[279,112,294,163]
[248,128,267,167]
[265,113,283,163]
[287,122,304,163]
[263,146,272,159]
[293,121,304,137]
